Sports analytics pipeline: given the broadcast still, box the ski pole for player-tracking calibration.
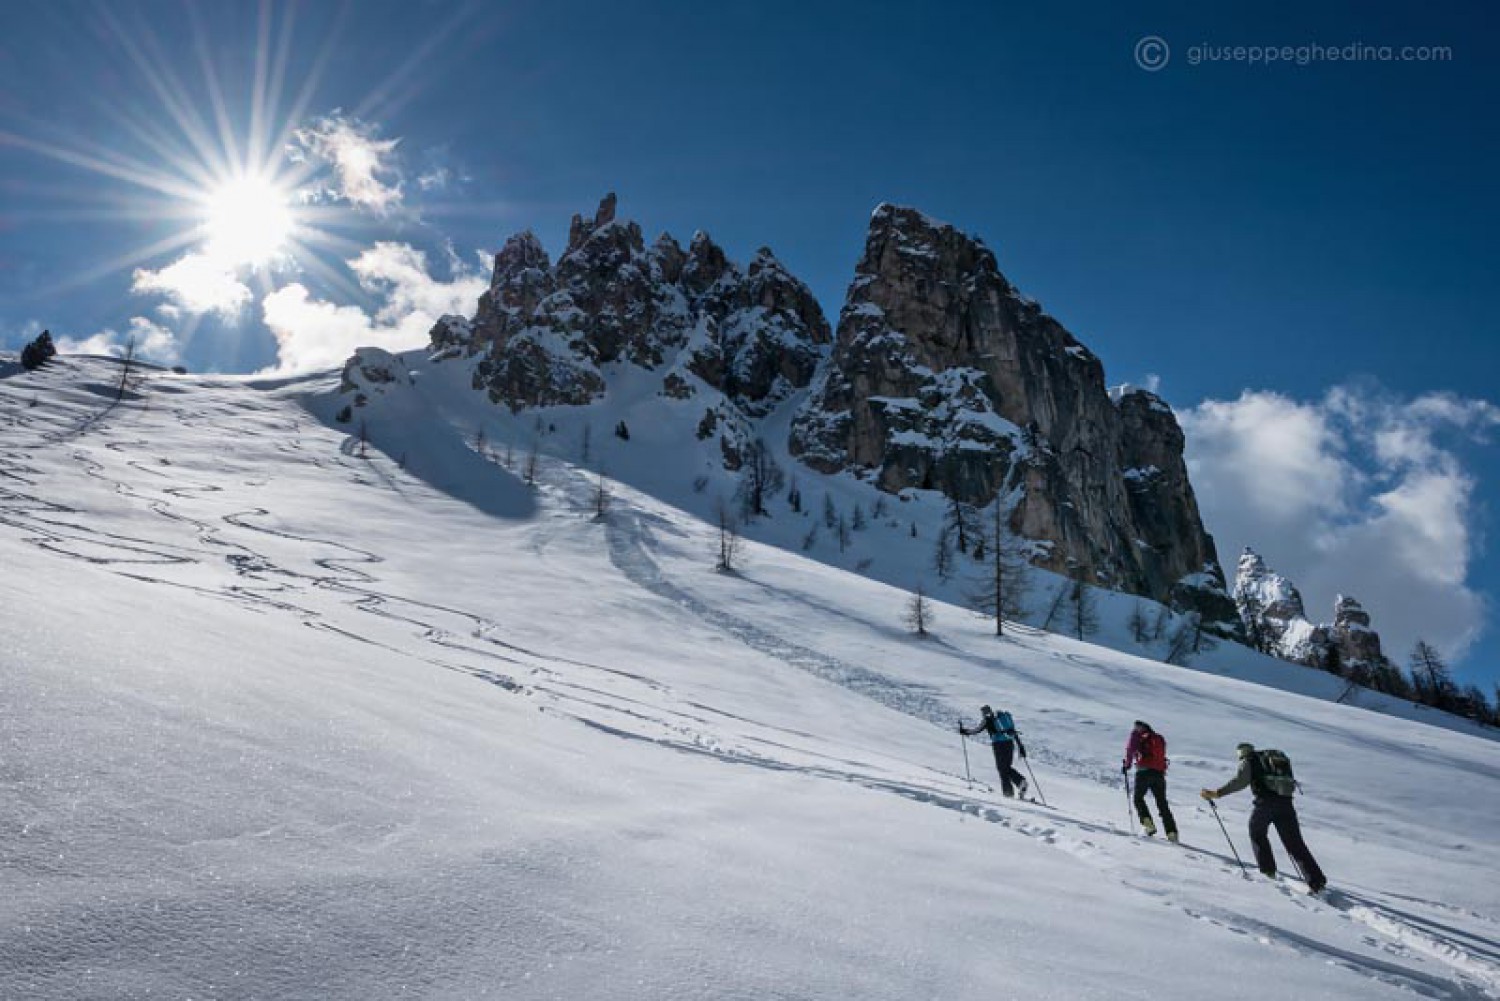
[1208,799,1249,878]
[1124,773,1136,835]
[959,727,973,787]
[1020,753,1047,807]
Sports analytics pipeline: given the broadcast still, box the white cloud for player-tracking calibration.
[348,242,486,323]
[293,114,404,215]
[417,166,452,191]
[56,316,181,365]
[260,242,485,375]
[1181,386,1497,666]
[132,253,252,317]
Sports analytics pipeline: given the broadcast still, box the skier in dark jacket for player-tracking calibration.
[960,705,1028,798]
[1201,742,1327,893]
[1123,720,1177,841]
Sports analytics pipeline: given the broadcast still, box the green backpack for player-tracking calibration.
[1253,749,1298,797]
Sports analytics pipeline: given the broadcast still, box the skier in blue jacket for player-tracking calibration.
[960,704,1028,798]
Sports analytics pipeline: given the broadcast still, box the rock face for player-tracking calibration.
[1234,548,1391,674]
[424,195,1247,632]
[790,204,1235,621]
[1329,594,1389,677]
[1233,548,1327,661]
[335,347,413,421]
[439,194,831,418]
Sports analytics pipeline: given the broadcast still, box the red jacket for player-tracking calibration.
[1124,729,1168,772]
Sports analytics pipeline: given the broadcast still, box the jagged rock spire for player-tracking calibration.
[789,202,1228,617]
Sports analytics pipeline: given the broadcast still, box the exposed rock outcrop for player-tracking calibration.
[1234,548,1391,675]
[790,204,1234,620]
[336,347,413,416]
[1329,594,1389,677]
[421,194,1248,636]
[438,194,831,416]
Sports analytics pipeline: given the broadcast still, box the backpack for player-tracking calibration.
[1253,749,1297,797]
[1139,731,1168,771]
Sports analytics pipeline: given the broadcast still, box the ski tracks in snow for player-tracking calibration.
[3,369,1497,1000]
[591,492,1500,1000]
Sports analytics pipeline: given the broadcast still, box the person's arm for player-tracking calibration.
[1203,758,1254,799]
[1122,731,1140,772]
[958,721,976,736]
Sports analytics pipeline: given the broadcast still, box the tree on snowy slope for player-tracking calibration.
[738,438,785,518]
[1044,573,1098,640]
[968,503,1032,636]
[113,335,137,401]
[933,530,955,581]
[941,478,979,556]
[1165,611,1218,665]
[716,498,743,572]
[1070,577,1100,640]
[1409,640,1455,711]
[1368,658,1413,700]
[21,329,56,370]
[905,583,934,637]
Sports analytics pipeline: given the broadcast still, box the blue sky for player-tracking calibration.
[2,1,1496,688]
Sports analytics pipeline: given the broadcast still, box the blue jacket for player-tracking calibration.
[961,711,1024,753]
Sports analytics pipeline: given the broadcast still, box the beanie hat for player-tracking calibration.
[1236,742,1255,757]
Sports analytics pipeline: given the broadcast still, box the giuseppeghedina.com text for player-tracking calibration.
[1185,41,1453,67]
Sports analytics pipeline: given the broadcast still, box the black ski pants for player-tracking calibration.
[991,741,1025,797]
[1249,795,1326,887]
[1132,768,1177,835]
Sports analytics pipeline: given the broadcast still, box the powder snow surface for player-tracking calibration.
[2,357,1497,1000]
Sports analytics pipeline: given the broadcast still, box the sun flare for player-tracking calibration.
[202,174,294,267]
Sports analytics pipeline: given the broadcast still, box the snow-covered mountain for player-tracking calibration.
[424,197,1239,634]
[1234,547,1395,683]
[3,355,1497,1000]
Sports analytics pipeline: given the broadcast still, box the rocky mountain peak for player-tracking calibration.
[790,202,1230,621]
[433,194,830,421]
[493,230,550,282]
[567,192,620,252]
[1330,594,1387,675]
[682,230,730,296]
[860,204,1002,293]
[650,233,686,284]
[1234,552,1393,676]
[1334,594,1371,630]
[1233,547,1308,621]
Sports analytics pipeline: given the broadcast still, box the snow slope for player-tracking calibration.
[2,356,1498,1000]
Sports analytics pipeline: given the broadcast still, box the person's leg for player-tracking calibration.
[1133,771,1152,822]
[993,743,1015,797]
[1002,743,1027,793]
[1248,799,1278,876]
[1270,800,1327,889]
[1151,772,1178,836]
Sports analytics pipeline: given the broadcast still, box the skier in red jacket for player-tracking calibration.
[1123,720,1178,841]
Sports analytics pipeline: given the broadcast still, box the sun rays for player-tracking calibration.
[201,172,295,267]
[0,2,475,313]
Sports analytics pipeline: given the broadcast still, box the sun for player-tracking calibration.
[202,174,294,267]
